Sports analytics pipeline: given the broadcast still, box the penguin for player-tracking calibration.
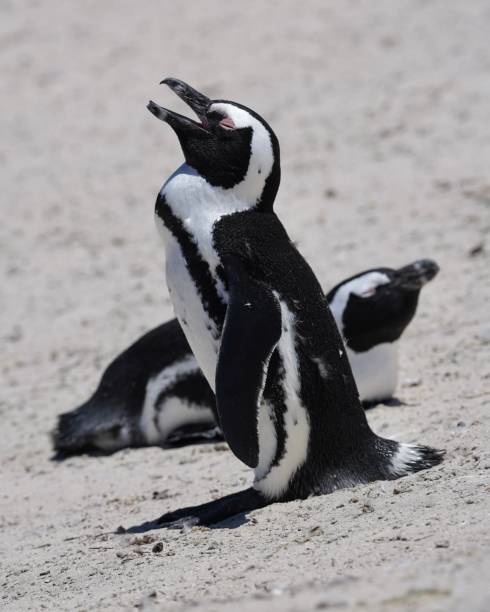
[327,259,440,405]
[52,319,217,457]
[52,260,438,457]
[128,77,444,529]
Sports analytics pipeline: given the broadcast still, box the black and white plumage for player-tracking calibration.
[52,320,216,456]
[125,78,443,528]
[328,259,439,404]
[52,260,439,457]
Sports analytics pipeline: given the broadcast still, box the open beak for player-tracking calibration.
[147,78,211,134]
[392,259,440,290]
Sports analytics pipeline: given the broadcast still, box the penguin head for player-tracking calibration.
[327,259,439,352]
[147,78,280,211]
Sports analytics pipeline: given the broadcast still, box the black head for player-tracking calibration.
[147,78,280,211]
[327,259,439,352]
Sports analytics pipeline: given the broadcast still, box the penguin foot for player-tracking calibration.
[122,488,268,532]
[156,487,268,528]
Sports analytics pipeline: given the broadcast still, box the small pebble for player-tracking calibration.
[468,242,484,257]
[152,542,164,553]
[308,526,323,537]
[130,535,156,546]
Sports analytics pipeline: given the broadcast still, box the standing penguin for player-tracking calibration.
[135,78,443,528]
[52,260,438,457]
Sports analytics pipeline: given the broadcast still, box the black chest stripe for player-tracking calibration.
[155,193,227,333]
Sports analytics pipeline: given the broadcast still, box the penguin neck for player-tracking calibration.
[156,164,257,284]
[162,163,260,226]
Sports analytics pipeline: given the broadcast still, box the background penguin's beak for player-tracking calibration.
[147,78,211,134]
[392,259,440,290]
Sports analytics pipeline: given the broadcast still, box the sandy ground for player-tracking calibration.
[1,0,490,610]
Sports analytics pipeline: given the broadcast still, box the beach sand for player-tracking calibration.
[1,1,490,610]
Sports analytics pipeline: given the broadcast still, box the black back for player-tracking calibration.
[213,210,382,498]
[89,319,198,414]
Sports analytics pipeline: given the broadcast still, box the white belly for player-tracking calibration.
[139,355,215,444]
[163,232,221,391]
[347,342,398,403]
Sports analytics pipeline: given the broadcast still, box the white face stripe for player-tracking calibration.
[329,272,391,331]
[209,102,275,206]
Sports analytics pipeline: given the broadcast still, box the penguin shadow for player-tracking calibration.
[362,397,406,411]
[121,512,249,534]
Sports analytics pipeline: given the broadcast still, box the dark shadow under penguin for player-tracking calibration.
[117,78,444,529]
[52,260,438,457]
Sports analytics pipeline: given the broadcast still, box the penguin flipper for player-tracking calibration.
[215,256,282,468]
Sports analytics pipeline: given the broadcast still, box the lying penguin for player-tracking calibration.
[124,77,443,528]
[53,259,439,457]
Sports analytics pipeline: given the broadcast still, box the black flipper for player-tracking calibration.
[215,256,282,468]
[122,488,268,532]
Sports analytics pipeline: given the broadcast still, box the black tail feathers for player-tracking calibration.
[388,443,445,478]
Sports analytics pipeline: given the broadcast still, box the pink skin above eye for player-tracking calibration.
[360,287,377,297]
[219,117,236,130]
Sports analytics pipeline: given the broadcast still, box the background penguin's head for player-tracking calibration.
[327,259,439,352]
[148,78,280,211]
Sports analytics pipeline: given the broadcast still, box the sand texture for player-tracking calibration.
[1,0,490,610]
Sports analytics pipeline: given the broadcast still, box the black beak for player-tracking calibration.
[161,78,211,122]
[392,259,440,290]
[147,78,211,134]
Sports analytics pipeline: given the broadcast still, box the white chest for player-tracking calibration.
[347,342,399,403]
[155,166,254,390]
[160,225,221,390]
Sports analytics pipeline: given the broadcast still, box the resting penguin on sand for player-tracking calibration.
[327,259,439,406]
[126,78,443,528]
[52,260,439,457]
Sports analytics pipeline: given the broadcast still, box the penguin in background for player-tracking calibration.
[121,77,443,528]
[52,259,439,457]
[328,259,439,405]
